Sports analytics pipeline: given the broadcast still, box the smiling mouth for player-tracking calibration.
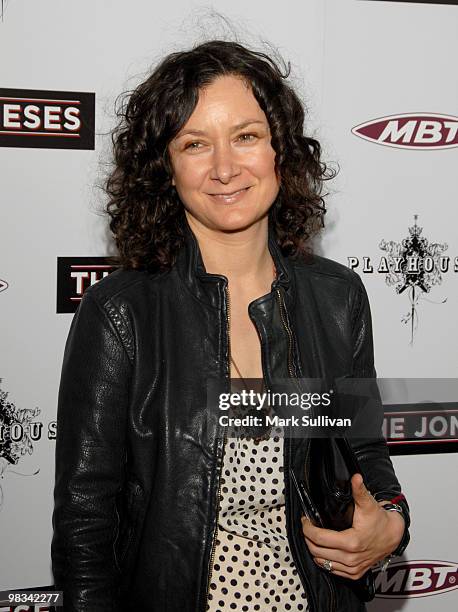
[208,186,252,201]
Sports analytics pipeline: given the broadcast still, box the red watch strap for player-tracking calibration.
[390,493,406,505]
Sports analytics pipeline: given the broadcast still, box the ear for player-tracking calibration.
[171,176,175,187]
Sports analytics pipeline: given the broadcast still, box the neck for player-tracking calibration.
[185,213,274,284]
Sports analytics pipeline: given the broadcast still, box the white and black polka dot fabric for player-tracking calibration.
[206,427,309,611]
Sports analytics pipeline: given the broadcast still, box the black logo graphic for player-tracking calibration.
[0,88,95,149]
[0,381,41,510]
[0,279,8,293]
[348,216,455,344]
[57,257,117,313]
[379,216,448,343]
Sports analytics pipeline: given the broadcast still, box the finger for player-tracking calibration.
[304,539,364,566]
[301,517,356,550]
[352,473,376,509]
[314,557,369,581]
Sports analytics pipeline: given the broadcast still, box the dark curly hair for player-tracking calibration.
[105,39,335,271]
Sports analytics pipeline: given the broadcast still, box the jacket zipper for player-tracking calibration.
[113,498,122,573]
[275,288,295,378]
[203,284,231,609]
[275,288,302,396]
[276,287,337,612]
[204,434,227,608]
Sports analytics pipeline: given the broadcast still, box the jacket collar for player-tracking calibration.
[175,214,296,309]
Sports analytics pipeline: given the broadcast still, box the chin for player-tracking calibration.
[209,210,268,233]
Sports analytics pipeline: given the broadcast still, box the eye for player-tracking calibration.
[184,141,202,151]
[183,133,258,151]
[238,133,257,142]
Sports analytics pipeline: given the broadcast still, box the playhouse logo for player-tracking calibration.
[348,216,454,343]
[0,380,57,510]
[0,381,41,510]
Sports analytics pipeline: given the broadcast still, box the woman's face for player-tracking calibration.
[167,74,280,233]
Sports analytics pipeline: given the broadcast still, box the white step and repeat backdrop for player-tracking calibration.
[1,1,457,610]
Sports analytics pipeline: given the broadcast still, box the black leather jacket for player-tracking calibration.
[52,218,410,612]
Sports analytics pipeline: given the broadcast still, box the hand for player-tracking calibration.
[301,473,405,580]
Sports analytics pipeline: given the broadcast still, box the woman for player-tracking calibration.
[51,40,410,611]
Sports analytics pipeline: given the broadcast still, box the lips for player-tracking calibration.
[208,186,251,203]
[210,187,250,196]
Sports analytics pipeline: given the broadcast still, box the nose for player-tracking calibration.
[209,141,241,183]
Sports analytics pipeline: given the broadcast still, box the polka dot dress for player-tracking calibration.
[206,427,309,611]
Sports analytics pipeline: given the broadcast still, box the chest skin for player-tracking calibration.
[227,288,265,379]
[223,260,277,381]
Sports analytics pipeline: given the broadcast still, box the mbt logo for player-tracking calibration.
[0,88,95,149]
[56,257,117,313]
[374,560,458,598]
[352,113,458,150]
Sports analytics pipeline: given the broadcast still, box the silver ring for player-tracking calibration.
[322,559,333,572]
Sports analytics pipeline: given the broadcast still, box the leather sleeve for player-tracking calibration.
[51,290,132,611]
[348,274,411,536]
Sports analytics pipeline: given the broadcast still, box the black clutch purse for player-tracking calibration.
[290,436,375,602]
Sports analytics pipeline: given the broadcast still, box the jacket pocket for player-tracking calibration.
[114,479,144,573]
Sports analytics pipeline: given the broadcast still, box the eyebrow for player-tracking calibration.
[175,119,266,139]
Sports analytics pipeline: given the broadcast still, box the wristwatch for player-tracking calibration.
[379,501,410,571]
